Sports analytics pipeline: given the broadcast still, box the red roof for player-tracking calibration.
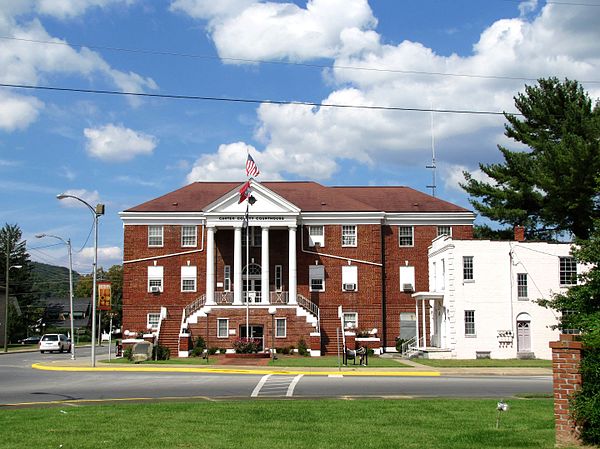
[124,181,469,213]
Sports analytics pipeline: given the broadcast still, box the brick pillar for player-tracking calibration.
[309,332,321,357]
[179,333,191,357]
[549,334,583,447]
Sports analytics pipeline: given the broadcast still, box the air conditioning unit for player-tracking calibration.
[402,283,414,292]
[343,283,357,291]
[150,286,161,293]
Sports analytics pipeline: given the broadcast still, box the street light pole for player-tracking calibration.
[36,233,75,360]
[3,259,22,353]
[57,193,104,367]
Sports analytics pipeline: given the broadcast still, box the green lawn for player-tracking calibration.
[0,399,558,449]
[414,358,552,368]
[268,355,410,367]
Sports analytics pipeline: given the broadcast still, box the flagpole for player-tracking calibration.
[245,201,250,342]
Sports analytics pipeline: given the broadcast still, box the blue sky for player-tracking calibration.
[1,0,599,272]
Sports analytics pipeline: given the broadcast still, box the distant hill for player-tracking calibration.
[30,262,81,299]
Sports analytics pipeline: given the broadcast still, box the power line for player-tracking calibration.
[0,82,518,116]
[2,35,599,85]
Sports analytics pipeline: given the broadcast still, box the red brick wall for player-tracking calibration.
[550,334,583,447]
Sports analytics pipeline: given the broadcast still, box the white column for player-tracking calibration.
[205,226,215,305]
[422,299,427,348]
[261,226,269,304]
[415,300,420,350]
[288,226,297,304]
[233,226,242,305]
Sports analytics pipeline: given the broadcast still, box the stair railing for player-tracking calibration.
[296,294,320,329]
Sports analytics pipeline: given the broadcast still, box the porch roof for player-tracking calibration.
[411,291,444,301]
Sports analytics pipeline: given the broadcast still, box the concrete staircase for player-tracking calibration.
[158,316,181,356]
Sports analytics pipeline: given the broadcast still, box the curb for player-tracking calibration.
[31,363,441,377]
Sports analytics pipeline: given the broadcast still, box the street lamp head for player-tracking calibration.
[35,233,46,239]
[10,265,22,270]
[56,193,68,200]
[268,307,276,315]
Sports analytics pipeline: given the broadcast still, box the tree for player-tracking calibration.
[74,265,123,329]
[462,78,600,240]
[1,224,34,342]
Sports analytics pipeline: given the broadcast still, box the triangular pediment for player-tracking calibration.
[204,180,301,215]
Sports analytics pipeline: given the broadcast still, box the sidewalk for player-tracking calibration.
[31,356,552,377]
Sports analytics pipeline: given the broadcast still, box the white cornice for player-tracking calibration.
[385,211,475,225]
[119,211,205,225]
[299,212,385,225]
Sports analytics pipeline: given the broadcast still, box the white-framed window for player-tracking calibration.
[308,225,325,247]
[242,227,262,247]
[148,225,163,247]
[274,265,283,291]
[559,257,577,286]
[148,266,164,292]
[275,318,287,338]
[517,273,528,299]
[464,310,475,336]
[147,313,161,330]
[437,226,451,237]
[309,265,325,292]
[181,266,197,292]
[463,256,474,281]
[398,226,414,246]
[224,265,231,292]
[342,265,358,291]
[399,265,415,292]
[343,312,358,330]
[181,225,197,247]
[217,318,229,338]
[341,225,357,247]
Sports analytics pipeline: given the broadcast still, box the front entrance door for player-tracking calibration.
[243,264,262,302]
[240,325,264,350]
[517,320,531,352]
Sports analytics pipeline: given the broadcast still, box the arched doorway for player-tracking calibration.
[516,312,532,354]
[242,263,261,302]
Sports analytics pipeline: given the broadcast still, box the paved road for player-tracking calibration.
[0,349,552,406]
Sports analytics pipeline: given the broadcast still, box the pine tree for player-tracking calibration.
[462,78,600,239]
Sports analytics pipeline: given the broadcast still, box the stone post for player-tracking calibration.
[549,334,583,447]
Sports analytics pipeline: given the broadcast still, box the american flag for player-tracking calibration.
[245,153,260,178]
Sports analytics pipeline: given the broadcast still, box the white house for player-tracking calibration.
[411,232,581,360]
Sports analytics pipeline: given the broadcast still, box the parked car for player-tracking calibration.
[39,334,71,353]
[18,336,41,345]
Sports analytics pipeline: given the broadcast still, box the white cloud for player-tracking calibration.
[186,142,283,182]
[84,124,158,162]
[36,0,137,20]
[57,189,101,208]
[173,0,377,61]
[77,246,122,267]
[441,163,494,193]
[0,3,157,131]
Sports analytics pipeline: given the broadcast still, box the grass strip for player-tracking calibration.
[0,398,556,449]
[268,355,410,367]
[414,358,552,368]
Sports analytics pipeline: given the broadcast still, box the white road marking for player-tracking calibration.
[286,374,303,397]
[251,374,271,397]
[328,374,344,378]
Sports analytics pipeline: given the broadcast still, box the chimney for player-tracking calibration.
[514,225,525,242]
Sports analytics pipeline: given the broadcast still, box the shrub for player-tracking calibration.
[298,339,309,356]
[152,344,170,361]
[208,347,218,355]
[280,346,290,355]
[571,347,600,444]
[233,338,261,353]
[191,336,206,357]
[219,348,227,354]
[395,338,407,353]
[124,347,133,362]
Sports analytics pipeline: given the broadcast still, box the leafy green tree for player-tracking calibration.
[75,265,123,330]
[462,78,600,240]
[1,224,34,342]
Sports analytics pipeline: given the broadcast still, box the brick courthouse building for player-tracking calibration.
[120,180,474,356]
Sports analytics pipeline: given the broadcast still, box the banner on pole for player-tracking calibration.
[98,281,112,311]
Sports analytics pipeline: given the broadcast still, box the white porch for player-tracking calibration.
[408,291,452,358]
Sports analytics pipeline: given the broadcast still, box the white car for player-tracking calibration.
[39,334,71,353]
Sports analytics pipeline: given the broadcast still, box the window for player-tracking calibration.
[275,318,287,338]
[463,256,474,281]
[308,225,325,247]
[309,265,325,292]
[148,225,163,247]
[224,265,231,292]
[560,257,577,286]
[341,225,357,247]
[181,226,197,247]
[398,226,414,246]
[181,266,197,292]
[437,226,451,237]
[464,310,475,336]
[399,265,415,292]
[342,265,358,291]
[217,318,229,338]
[517,273,528,299]
[242,227,261,247]
[274,265,283,291]
[399,312,417,340]
[147,313,160,330]
[148,266,164,292]
[343,312,358,330]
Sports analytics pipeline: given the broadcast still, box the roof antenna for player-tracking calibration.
[426,103,437,197]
